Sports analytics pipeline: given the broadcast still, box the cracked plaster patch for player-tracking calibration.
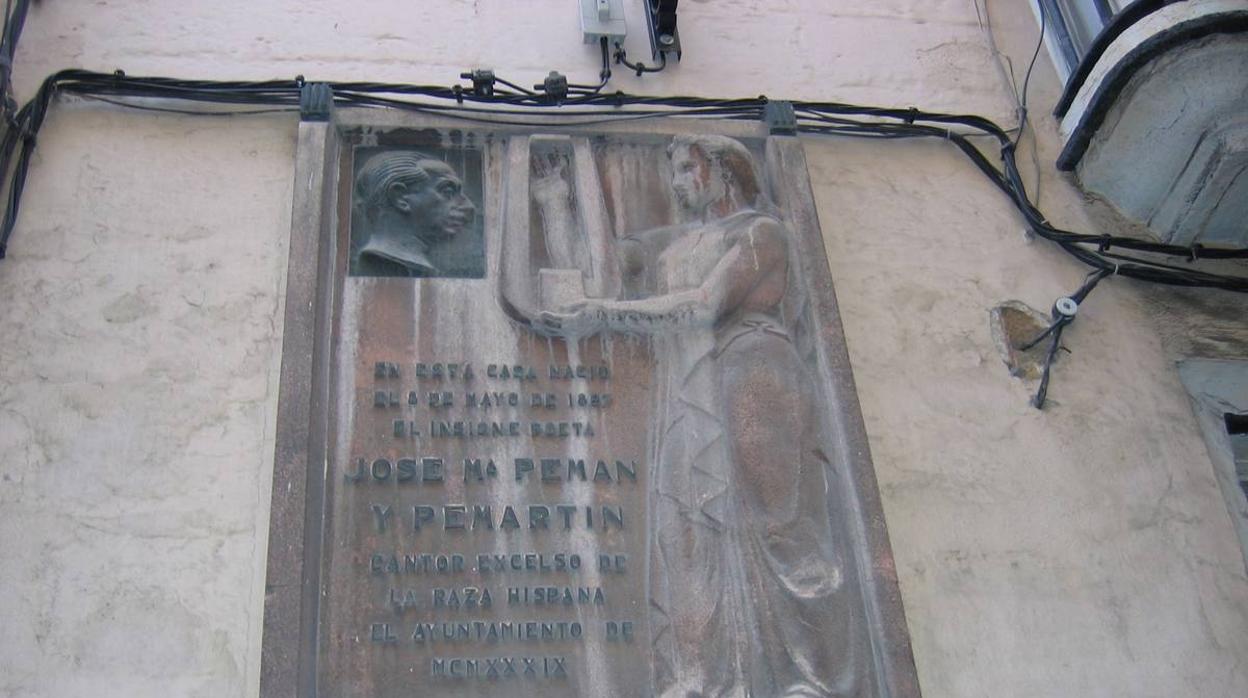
[990,300,1052,380]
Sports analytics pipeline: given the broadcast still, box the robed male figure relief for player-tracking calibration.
[507,134,872,697]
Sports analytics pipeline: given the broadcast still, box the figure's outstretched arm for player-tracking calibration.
[539,219,788,337]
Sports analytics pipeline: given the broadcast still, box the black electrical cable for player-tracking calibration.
[0,3,1239,410]
[0,3,1234,415]
[568,37,613,94]
[614,42,667,76]
[792,102,1245,413]
[0,57,1242,300]
[79,93,299,117]
[326,94,761,129]
[0,1,12,90]
[493,77,537,96]
[795,105,1248,286]
[1014,0,1047,149]
[0,0,29,123]
[0,68,1244,294]
[1017,268,1111,409]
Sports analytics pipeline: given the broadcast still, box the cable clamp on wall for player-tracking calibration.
[764,100,797,136]
[613,42,667,76]
[1053,296,1079,319]
[460,69,496,97]
[1018,269,1111,410]
[299,83,334,122]
[536,71,569,104]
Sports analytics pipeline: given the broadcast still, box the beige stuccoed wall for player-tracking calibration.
[0,1,1245,697]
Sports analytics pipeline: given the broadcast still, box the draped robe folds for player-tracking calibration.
[644,211,870,698]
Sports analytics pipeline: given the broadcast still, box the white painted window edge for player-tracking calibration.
[1058,0,1248,139]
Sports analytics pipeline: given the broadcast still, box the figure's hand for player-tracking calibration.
[537,301,605,338]
[531,159,571,209]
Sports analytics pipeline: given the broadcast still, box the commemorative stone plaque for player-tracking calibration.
[262,114,920,698]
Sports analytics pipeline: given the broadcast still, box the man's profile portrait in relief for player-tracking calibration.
[349,148,485,278]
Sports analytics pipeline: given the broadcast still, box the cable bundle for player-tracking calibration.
[0,0,1242,410]
[2,69,1243,294]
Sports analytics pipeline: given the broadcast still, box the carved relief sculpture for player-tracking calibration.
[500,134,872,697]
[350,150,481,278]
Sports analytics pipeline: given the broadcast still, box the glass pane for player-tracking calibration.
[1055,0,1112,58]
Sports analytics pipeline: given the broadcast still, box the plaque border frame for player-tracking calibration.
[259,111,923,698]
